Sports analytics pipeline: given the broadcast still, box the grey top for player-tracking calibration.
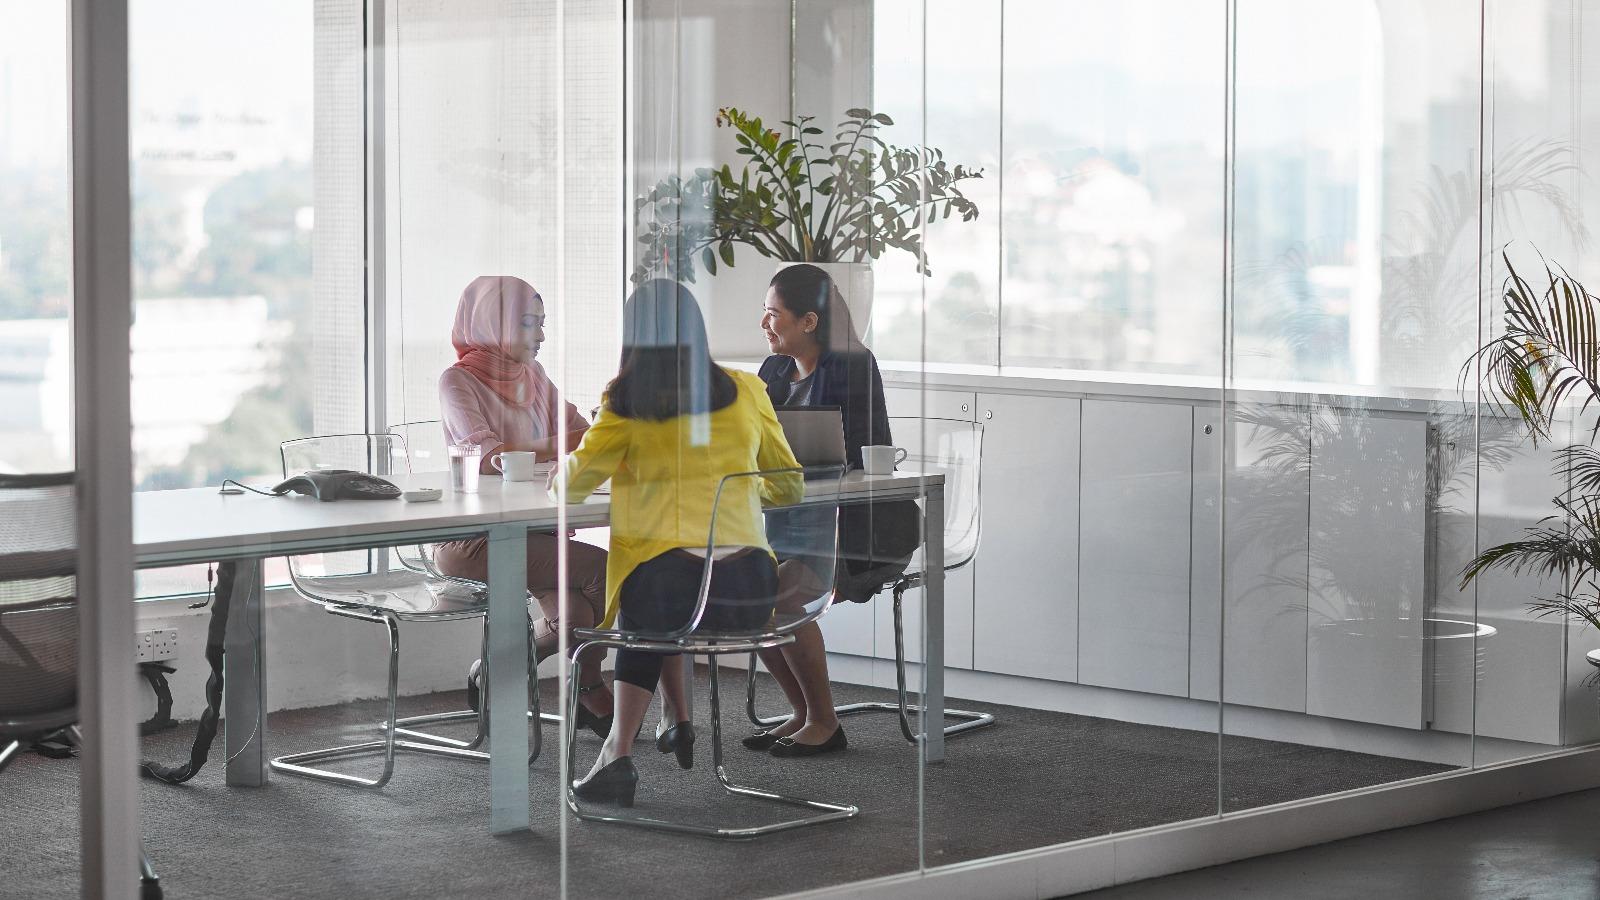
[784,370,816,406]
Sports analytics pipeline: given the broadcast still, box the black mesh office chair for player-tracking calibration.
[0,472,161,899]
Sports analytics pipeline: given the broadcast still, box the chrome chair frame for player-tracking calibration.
[745,418,996,742]
[270,433,554,788]
[564,466,859,839]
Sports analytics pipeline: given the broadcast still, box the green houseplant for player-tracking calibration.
[631,106,983,286]
[1460,254,1600,666]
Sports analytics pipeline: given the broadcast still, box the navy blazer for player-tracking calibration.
[758,350,893,469]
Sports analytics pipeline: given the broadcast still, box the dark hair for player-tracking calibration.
[769,264,862,353]
[607,279,738,421]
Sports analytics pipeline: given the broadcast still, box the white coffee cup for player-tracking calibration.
[861,445,908,476]
[492,450,540,482]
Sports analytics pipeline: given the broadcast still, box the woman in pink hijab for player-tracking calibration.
[434,275,613,736]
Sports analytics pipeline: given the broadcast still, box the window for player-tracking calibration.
[128,0,365,597]
[870,0,1226,378]
[0,4,72,474]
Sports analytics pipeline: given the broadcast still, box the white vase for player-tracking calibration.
[775,260,874,338]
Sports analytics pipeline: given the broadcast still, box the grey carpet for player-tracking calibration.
[1,670,1453,899]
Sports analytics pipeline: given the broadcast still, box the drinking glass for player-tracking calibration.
[448,442,482,493]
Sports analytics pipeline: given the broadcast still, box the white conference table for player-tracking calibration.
[133,468,947,833]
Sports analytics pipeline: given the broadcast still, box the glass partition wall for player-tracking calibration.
[20,0,1600,897]
[0,2,79,890]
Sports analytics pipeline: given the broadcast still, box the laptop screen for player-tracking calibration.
[774,406,847,468]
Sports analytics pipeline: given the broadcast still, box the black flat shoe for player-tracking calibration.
[741,730,782,752]
[656,721,696,769]
[572,756,638,807]
[575,705,614,740]
[769,725,847,758]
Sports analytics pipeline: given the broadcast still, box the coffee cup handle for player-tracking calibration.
[490,454,504,473]
[894,448,908,466]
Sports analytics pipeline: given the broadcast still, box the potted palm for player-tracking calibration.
[1461,253,1600,684]
[631,106,983,330]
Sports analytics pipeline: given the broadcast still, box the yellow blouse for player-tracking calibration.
[551,368,803,627]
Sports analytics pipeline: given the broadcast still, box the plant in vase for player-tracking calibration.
[1461,253,1600,676]
[630,106,983,326]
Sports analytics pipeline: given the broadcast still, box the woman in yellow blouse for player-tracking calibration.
[551,279,802,806]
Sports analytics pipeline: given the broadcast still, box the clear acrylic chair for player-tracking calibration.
[565,466,859,838]
[746,416,995,742]
[270,433,543,788]
[389,420,451,478]
[0,473,162,899]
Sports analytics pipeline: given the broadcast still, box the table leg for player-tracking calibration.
[923,485,946,764]
[486,524,531,833]
[224,557,268,786]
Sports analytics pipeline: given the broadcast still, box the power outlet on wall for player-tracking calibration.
[135,629,179,663]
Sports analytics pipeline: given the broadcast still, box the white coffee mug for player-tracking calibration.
[861,445,908,476]
[492,450,539,482]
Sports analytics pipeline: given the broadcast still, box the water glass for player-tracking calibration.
[448,442,482,493]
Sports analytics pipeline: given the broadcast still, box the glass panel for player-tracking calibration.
[122,6,447,900]
[0,3,79,893]
[384,0,579,881]
[562,0,924,893]
[1221,0,1482,814]
[873,0,1234,871]
[1471,0,1600,765]
[127,0,359,599]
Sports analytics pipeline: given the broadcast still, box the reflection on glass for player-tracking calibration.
[1220,0,1600,817]
[1225,0,1482,810]
[871,0,1001,366]
[1001,0,1223,375]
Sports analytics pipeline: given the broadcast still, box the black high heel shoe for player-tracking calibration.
[575,682,614,739]
[655,721,696,769]
[572,756,638,807]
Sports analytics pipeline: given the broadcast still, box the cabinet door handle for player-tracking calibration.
[985,409,993,420]
[961,402,969,413]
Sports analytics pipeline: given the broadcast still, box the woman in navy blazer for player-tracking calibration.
[747,264,918,757]
[756,335,892,470]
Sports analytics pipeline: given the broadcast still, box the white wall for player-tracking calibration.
[134,590,482,723]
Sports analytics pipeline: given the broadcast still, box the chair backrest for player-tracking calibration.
[620,465,845,643]
[389,420,450,474]
[0,473,78,735]
[888,416,983,571]
[279,434,425,579]
[281,433,410,480]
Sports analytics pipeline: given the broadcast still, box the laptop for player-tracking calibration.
[775,406,847,473]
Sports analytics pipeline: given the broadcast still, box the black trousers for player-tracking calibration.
[612,548,778,690]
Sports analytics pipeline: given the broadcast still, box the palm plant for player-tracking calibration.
[631,106,982,284]
[1460,253,1600,634]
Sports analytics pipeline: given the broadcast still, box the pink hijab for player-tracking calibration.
[450,275,560,431]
